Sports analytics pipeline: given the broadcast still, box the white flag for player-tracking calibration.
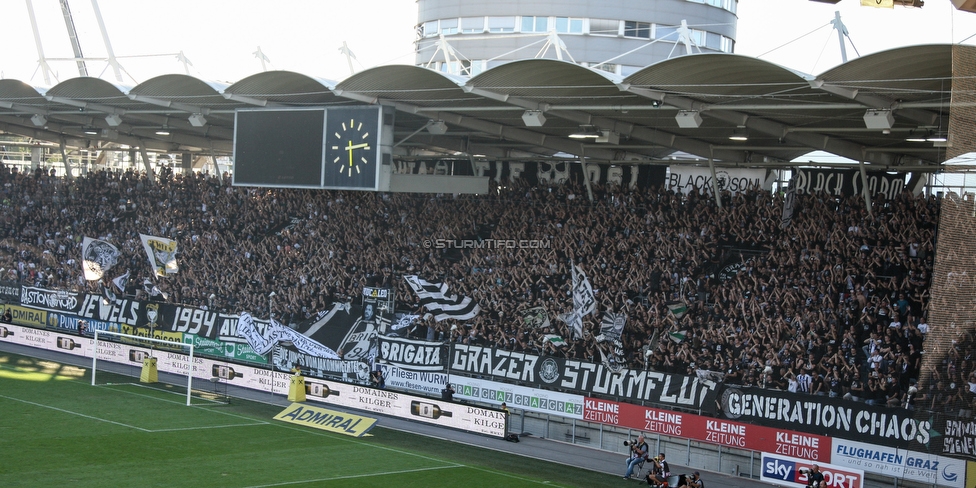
[572,263,596,316]
[81,237,119,281]
[140,234,179,277]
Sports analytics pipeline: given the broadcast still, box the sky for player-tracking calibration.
[1,0,976,86]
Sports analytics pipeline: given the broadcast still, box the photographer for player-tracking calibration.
[678,471,703,488]
[622,433,648,480]
[802,464,825,488]
[645,452,671,486]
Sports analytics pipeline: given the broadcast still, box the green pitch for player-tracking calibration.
[0,352,617,487]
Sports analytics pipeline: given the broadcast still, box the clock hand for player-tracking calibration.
[345,143,370,151]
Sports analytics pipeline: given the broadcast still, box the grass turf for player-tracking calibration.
[0,352,620,487]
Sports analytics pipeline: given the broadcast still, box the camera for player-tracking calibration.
[623,439,637,447]
[799,468,811,475]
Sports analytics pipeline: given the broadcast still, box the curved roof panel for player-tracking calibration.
[225,71,341,105]
[0,44,966,168]
[625,53,815,99]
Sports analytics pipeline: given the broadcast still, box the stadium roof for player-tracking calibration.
[0,44,972,171]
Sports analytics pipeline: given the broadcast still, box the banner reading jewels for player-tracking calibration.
[450,344,718,411]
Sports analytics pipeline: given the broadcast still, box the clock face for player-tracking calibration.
[324,107,380,189]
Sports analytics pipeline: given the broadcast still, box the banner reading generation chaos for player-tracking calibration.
[720,386,937,452]
[450,344,718,411]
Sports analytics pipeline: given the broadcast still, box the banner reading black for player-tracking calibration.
[794,168,906,199]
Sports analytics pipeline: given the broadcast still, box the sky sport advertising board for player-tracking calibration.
[760,452,864,488]
[302,378,506,438]
[582,396,832,461]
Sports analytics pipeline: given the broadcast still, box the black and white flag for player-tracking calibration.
[404,275,479,322]
[139,234,179,277]
[598,311,626,342]
[82,237,120,281]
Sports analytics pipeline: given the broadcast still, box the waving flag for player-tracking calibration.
[140,234,179,277]
[81,237,120,281]
[404,276,479,322]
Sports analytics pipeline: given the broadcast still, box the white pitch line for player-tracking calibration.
[93,383,271,425]
[150,422,267,433]
[0,393,151,432]
[242,465,463,488]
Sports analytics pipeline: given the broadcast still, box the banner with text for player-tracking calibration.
[583,396,831,461]
[665,167,766,195]
[451,375,584,419]
[830,437,965,487]
[794,168,907,199]
[450,344,717,411]
[377,335,447,372]
[720,386,932,452]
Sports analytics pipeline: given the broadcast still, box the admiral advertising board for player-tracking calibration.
[0,323,504,439]
[451,344,717,411]
[760,452,864,488]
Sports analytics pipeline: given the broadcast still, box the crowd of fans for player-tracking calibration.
[0,164,963,415]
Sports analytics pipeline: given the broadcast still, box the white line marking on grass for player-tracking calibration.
[268,420,465,467]
[93,383,271,425]
[0,393,151,432]
[150,423,267,433]
[242,465,463,488]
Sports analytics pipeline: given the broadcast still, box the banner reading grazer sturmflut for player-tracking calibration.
[450,344,717,411]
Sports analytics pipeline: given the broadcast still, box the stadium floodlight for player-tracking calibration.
[188,114,208,127]
[521,110,546,127]
[427,120,448,135]
[863,109,894,130]
[675,110,702,128]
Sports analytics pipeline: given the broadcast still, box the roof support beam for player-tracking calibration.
[620,84,907,166]
[808,79,940,126]
[332,90,621,160]
[466,85,749,162]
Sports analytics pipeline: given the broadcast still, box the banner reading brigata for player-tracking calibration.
[377,335,447,372]
[583,396,831,461]
[451,344,717,411]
